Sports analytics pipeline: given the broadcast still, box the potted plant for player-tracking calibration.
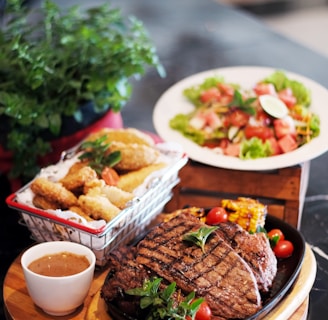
[0,0,164,187]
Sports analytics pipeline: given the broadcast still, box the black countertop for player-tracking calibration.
[1,0,328,319]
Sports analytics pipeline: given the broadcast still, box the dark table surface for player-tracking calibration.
[1,0,328,319]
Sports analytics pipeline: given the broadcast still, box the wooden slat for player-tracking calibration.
[165,160,310,228]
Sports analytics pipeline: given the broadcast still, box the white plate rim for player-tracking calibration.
[153,66,328,171]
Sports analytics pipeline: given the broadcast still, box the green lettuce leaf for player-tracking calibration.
[240,137,272,159]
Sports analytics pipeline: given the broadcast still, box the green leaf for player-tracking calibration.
[78,135,121,175]
[183,226,218,253]
[125,278,205,319]
[229,90,256,115]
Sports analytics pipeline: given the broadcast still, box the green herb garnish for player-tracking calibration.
[78,135,121,175]
[229,90,257,115]
[183,226,218,253]
[126,277,204,320]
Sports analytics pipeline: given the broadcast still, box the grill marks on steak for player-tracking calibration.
[216,222,277,292]
[101,247,153,317]
[136,213,262,319]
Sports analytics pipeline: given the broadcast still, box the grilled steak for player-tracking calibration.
[101,212,278,319]
[136,213,262,319]
[215,221,277,292]
[101,246,153,318]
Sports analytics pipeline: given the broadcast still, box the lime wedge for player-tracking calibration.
[259,94,288,119]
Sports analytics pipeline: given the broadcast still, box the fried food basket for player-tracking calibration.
[6,143,187,267]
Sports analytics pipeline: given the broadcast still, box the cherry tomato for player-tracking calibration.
[273,240,294,258]
[267,228,285,242]
[206,207,228,225]
[186,301,212,320]
[101,166,120,186]
[195,301,212,320]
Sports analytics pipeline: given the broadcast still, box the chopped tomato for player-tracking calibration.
[278,88,297,108]
[256,109,272,126]
[219,138,230,149]
[244,125,274,142]
[218,83,235,96]
[273,117,296,139]
[223,142,240,157]
[278,134,298,153]
[206,207,228,225]
[202,140,221,148]
[225,110,250,128]
[101,166,120,186]
[200,87,221,103]
[266,137,282,155]
[217,83,234,103]
[253,83,277,96]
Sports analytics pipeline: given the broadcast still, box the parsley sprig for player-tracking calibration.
[78,135,121,175]
[126,277,204,320]
[183,226,218,253]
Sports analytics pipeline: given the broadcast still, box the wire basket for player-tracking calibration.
[7,144,187,267]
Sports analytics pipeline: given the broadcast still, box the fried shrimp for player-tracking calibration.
[78,194,120,222]
[30,177,77,209]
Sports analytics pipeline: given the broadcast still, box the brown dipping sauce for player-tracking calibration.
[28,251,90,277]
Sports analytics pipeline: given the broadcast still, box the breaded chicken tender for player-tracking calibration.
[87,184,134,209]
[32,194,59,210]
[30,177,77,209]
[78,194,120,222]
[117,163,167,193]
[110,142,159,171]
[60,165,97,192]
[86,128,155,146]
[83,179,106,194]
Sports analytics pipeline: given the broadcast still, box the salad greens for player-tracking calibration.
[263,71,311,106]
[169,70,320,160]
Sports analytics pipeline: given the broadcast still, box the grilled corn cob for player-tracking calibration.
[221,197,267,233]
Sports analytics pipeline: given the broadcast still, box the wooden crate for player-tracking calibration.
[165,160,310,229]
